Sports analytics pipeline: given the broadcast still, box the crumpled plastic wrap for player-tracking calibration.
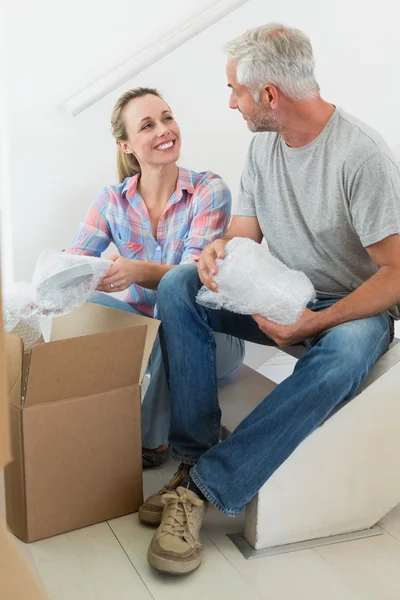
[3,250,112,347]
[196,238,316,325]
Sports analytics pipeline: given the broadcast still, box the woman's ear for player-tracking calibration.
[118,139,133,155]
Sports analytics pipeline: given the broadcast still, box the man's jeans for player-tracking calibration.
[157,264,394,516]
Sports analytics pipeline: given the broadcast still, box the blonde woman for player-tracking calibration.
[67,88,244,468]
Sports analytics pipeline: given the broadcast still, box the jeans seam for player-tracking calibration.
[190,467,239,517]
[373,319,392,358]
[172,453,198,466]
[205,314,220,439]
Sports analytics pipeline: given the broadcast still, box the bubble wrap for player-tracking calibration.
[3,250,112,347]
[196,238,316,325]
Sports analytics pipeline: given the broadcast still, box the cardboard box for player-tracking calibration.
[4,301,159,543]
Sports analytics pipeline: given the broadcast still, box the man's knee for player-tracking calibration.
[321,314,391,373]
[158,264,201,309]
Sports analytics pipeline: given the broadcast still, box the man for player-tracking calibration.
[139,23,400,575]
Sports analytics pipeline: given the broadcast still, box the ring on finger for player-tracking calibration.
[110,283,114,289]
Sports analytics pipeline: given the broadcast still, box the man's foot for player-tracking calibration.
[142,444,170,469]
[147,486,206,575]
[138,464,190,525]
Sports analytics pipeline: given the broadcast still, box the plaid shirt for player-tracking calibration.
[66,167,231,316]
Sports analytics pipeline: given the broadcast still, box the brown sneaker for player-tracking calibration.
[138,464,190,525]
[147,486,206,575]
[142,446,170,470]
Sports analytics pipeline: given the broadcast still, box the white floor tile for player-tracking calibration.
[205,518,360,600]
[109,513,262,600]
[315,531,400,600]
[29,522,153,600]
[143,468,167,500]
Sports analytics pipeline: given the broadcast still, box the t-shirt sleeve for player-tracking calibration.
[234,137,257,217]
[349,151,400,247]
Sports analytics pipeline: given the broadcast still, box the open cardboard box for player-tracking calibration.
[4,301,159,543]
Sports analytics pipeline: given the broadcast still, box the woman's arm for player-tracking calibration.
[98,257,174,292]
[65,188,112,257]
[179,174,232,264]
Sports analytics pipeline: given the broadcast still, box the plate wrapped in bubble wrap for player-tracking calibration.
[3,250,112,347]
[196,238,316,325]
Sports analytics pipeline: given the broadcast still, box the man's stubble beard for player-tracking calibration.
[246,103,284,133]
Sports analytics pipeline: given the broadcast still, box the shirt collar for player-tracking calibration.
[122,174,140,201]
[122,167,195,202]
[176,167,195,196]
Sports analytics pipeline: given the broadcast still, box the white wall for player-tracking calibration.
[0,4,13,288]
[4,0,400,282]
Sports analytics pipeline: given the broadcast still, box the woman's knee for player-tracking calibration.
[215,333,245,379]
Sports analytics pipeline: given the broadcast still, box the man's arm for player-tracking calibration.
[254,234,400,346]
[313,233,400,330]
[223,216,263,243]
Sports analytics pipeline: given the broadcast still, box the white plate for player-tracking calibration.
[36,264,95,300]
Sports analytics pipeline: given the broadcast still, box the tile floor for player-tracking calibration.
[5,338,400,599]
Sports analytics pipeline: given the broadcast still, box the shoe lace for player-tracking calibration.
[160,491,203,545]
[158,464,189,495]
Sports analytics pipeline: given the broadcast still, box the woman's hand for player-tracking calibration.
[97,254,140,293]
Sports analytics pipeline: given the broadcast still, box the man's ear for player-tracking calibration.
[262,84,279,109]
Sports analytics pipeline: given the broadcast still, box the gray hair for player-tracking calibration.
[224,23,319,100]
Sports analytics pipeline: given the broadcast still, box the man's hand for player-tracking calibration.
[197,239,227,291]
[98,254,139,293]
[253,309,322,346]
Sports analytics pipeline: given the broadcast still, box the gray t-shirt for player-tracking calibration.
[235,107,400,318]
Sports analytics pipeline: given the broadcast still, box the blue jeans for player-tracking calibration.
[157,264,394,516]
[89,293,245,448]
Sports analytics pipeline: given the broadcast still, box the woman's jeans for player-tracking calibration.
[89,293,245,448]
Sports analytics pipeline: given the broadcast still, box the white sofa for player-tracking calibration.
[218,340,400,556]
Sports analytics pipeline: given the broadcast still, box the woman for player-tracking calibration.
[67,87,244,468]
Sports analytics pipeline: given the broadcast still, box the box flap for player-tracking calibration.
[50,302,160,383]
[4,333,23,408]
[24,325,147,407]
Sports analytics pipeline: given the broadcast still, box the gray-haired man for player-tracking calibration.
[140,24,400,575]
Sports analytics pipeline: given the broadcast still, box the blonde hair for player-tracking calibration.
[111,87,163,183]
